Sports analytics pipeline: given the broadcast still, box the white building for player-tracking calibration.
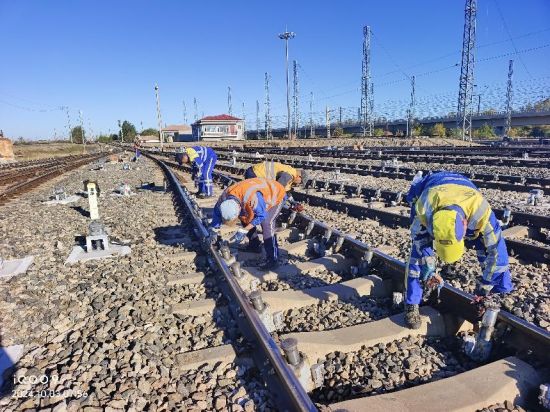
[192,114,245,141]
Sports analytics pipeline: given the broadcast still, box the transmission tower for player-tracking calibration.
[326,106,331,138]
[264,72,272,140]
[182,100,188,124]
[292,60,299,139]
[256,100,261,139]
[456,0,477,141]
[408,76,416,137]
[504,60,514,137]
[228,86,233,115]
[193,98,198,121]
[309,92,315,138]
[360,25,372,137]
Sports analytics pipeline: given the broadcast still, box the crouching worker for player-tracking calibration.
[404,171,513,329]
[180,146,217,198]
[244,160,306,211]
[209,178,286,270]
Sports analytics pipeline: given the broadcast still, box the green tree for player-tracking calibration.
[430,123,446,137]
[140,128,159,136]
[412,125,424,136]
[333,126,344,137]
[373,128,384,137]
[120,121,137,142]
[475,123,495,138]
[71,126,85,143]
[97,134,114,143]
[447,127,462,138]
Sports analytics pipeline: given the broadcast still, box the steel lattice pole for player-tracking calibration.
[256,100,261,140]
[265,72,272,140]
[228,86,232,115]
[361,26,371,137]
[504,59,514,137]
[456,0,477,141]
[155,84,164,149]
[293,60,299,138]
[408,76,416,137]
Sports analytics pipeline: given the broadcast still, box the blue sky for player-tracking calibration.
[1,0,549,139]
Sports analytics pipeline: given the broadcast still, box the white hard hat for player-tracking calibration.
[220,199,240,222]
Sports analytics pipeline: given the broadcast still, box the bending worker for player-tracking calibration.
[404,171,513,329]
[179,146,217,198]
[210,178,286,270]
[244,160,303,192]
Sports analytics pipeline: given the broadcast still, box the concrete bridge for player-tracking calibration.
[250,110,550,138]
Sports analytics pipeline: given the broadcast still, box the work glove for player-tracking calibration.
[290,203,304,213]
[419,256,437,282]
[230,228,248,244]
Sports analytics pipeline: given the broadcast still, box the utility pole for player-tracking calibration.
[242,102,246,139]
[118,120,124,143]
[456,0,477,141]
[78,110,85,146]
[193,97,198,122]
[339,107,343,126]
[228,86,233,115]
[292,60,299,138]
[64,106,72,143]
[504,59,514,137]
[309,92,315,138]
[408,76,416,137]
[278,30,296,140]
[264,72,272,140]
[183,100,188,124]
[256,100,261,140]
[326,106,331,138]
[361,25,372,137]
[154,84,163,150]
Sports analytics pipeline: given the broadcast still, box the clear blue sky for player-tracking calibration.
[1,0,549,139]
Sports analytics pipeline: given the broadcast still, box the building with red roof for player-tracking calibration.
[192,114,245,141]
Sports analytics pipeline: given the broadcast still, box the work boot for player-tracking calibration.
[244,238,263,253]
[404,304,422,329]
[259,260,279,271]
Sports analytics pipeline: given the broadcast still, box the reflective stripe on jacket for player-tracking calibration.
[251,161,298,191]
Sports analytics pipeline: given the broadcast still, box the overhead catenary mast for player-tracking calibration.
[264,72,272,140]
[456,0,477,141]
[326,106,331,138]
[504,59,514,137]
[292,60,300,138]
[193,97,198,122]
[408,76,416,137]
[228,86,233,115]
[360,25,372,137]
[183,100,188,124]
[63,106,72,143]
[309,92,315,138]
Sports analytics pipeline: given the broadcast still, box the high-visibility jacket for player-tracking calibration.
[220,178,286,226]
[185,146,216,167]
[251,161,299,191]
[405,172,512,294]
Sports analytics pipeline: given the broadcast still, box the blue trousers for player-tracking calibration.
[247,201,283,262]
[244,168,256,179]
[196,153,217,196]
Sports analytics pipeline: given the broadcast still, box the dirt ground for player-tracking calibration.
[12,142,104,161]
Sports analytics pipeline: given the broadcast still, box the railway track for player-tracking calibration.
[146,151,549,411]
[213,149,550,193]
[214,146,550,169]
[0,153,110,206]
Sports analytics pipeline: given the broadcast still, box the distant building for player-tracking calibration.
[192,114,245,141]
[162,124,193,142]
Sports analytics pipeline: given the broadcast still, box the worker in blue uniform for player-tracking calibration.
[404,171,513,329]
[180,146,217,198]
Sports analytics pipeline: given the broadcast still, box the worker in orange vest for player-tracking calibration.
[210,178,286,270]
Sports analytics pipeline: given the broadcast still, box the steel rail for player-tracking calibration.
[149,155,317,412]
[214,151,550,193]
[148,151,550,362]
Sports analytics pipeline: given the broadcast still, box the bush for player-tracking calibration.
[430,123,446,137]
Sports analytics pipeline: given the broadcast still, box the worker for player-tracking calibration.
[180,146,217,198]
[209,178,286,270]
[404,171,513,329]
[244,160,303,192]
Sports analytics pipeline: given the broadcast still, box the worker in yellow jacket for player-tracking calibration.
[244,160,303,192]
